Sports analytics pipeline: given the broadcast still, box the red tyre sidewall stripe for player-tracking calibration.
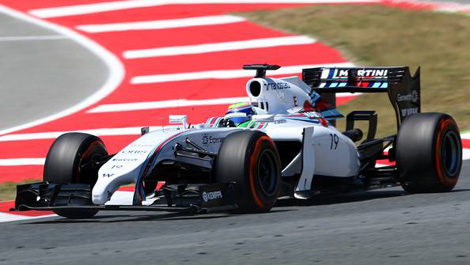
[435,119,457,187]
[248,135,274,209]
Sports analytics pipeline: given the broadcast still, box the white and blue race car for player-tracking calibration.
[13,64,463,218]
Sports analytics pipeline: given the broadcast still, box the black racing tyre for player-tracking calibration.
[44,133,108,218]
[396,113,462,193]
[215,131,281,213]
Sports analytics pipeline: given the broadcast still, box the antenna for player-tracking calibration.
[243,64,281,78]
[177,97,179,115]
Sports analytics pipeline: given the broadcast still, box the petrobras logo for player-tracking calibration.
[266,82,290,91]
[397,90,419,103]
[202,191,223,202]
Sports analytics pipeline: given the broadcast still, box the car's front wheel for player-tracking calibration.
[215,131,281,213]
[44,133,108,218]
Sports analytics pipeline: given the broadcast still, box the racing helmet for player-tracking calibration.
[225,102,256,125]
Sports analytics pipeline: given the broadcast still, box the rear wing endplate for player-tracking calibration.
[302,66,421,130]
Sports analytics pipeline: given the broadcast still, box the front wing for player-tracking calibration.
[12,182,238,214]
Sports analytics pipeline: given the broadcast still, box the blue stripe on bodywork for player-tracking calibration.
[321,109,344,120]
[284,117,320,123]
[133,131,187,205]
[372,82,381,88]
[327,68,335,79]
[323,68,336,88]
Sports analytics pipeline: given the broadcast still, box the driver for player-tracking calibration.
[224,102,256,127]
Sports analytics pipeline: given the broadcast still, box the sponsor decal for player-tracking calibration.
[112,158,138,162]
[202,134,223,145]
[332,69,388,78]
[266,82,290,91]
[357,69,388,77]
[397,90,419,103]
[321,69,389,89]
[401,107,419,117]
[336,69,349,77]
[274,119,287,124]
[202,191,223,202]
[305,112,322,119]
[121,149,148,154]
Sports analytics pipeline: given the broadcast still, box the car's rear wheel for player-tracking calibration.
[215,131,281,213]
[396,113,462,193]
[44,133,108,218]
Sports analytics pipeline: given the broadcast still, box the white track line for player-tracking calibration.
[0,35,68,41]
[461,132,470,139]
[0,5,124,136]
[0,126,165,142]
[437,5,470,13]
[77,15,246,33]
[89,96,251,113]
[375,163,389,168]
[385,0,470,13]
[1,139,467,167]
[88,93,358,113]
[0,191,132,223]
[1,149,468,166]
[0,158,45,166]
[131,62,354,84]
[333,93,360,98]
[463,149,470,160]
[30,0,381,18]
[124,36,316,59]
[0,213,56,223]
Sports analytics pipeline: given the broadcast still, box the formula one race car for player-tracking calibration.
[13,64,463,218]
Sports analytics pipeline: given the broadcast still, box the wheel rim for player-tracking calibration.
[441,131,461,177]
[256,149,279,197]
[76,141,107,184]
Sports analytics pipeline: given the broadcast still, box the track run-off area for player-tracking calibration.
[0,0,469,223]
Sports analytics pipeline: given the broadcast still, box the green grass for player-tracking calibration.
[240,5,470,136]
[0,179,39,202]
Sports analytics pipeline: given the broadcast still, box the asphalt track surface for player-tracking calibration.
[0,162,468,265]
[0,12,107,131]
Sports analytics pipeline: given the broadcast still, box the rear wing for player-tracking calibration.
[302,66,421,130]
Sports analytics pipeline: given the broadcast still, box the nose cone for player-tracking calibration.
[92,179,112,205]
[92,194,108,205]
